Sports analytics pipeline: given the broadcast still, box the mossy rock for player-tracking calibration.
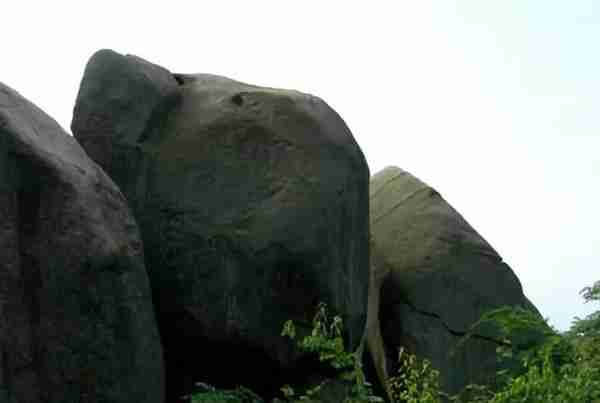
[72,49,370,399]
[368,166,543,396]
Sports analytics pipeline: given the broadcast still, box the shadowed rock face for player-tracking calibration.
[0,83,163,403]
[368,166,541,396]
[72,49,370,401]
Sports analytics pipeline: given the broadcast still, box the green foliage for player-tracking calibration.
[188,383,263,403]
[186,279,600,403]
[569,310,600,338]
[581,280,600,303]
[387,347,443,403]
[454,304,575,388]
[281,302,384,403]
[484,350,600,403]
[563,280,600,393]
[447,384,494,403]
[566,280,600,350]
[397,280,600,403]
[282,303,355,371]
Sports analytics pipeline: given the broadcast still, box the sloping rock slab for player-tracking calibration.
[0,83,163,403]
[369,166,540,395]
[72,49,369,400]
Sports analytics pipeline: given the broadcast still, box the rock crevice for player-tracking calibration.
[384,301,512,347]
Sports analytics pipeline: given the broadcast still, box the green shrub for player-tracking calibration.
[383,300,600,403]
[186,279,600,403]
[387,347,443,403]
[452,305,565,387]
[186,383,263,403]
[484,351,600,403]
[281,302,384,403]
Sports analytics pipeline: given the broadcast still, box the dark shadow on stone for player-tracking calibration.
[173,74,188,86]
[156,307,341,403]
[137,91,182,144]
[17,158,46,346]
[379,301,403,378]
[361,345,389,403]
[231,94,244,106]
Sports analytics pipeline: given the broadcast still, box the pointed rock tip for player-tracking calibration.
[373,165,416,180]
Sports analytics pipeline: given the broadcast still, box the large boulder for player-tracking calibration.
[72,49,370,401]
[368,166,540,396]
[0,83,163,403]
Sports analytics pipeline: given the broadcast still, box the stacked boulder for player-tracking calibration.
[71,50,370,400]
[365,166,540,396]
[0,83,163,403]
[0,49,544,402]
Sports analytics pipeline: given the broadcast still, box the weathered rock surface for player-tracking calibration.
[72,49,370,401]
[368,166,540,396]
[0,83,163,402]
[357,237,393,401]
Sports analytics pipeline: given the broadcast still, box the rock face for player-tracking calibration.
[368,166,540,396]
[72,49,370,401]
[0,83,163,402]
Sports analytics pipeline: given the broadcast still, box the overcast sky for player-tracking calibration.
[2,1,598,331]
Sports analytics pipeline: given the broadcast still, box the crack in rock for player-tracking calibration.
[396,301,511,347]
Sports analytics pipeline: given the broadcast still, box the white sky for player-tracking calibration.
[2,1,598,331]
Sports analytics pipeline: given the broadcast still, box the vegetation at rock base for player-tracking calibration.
[278,302,384,403]
[188,280,600,403]
[184,384,263,403]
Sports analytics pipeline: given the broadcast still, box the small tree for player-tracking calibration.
[387,347,443,403]
[281,302,383,403]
